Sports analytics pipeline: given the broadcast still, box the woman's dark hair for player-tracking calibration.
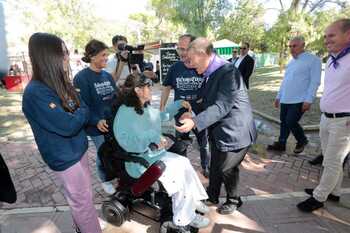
[28,32,79,112]
[81,39,108,63]
[112,74,151,115]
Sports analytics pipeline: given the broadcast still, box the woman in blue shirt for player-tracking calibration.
[74,39,118,195]
[113,74,210,229]
[22,33,101,233]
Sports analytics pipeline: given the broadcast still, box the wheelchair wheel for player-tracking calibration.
[159,221,195,233]
[102,199,128,226]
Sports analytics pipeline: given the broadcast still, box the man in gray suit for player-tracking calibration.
[176,37,257,215]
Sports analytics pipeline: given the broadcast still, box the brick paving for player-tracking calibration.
[1,139,350,210]
[2,194,350,233]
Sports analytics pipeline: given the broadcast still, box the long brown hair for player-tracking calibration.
[113,74,151,115]
[28,32,80,112]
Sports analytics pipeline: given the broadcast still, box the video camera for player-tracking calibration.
[117,44,145,66]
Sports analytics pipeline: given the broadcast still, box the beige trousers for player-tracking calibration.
[313,115,350,202]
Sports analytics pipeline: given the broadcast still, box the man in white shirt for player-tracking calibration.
[105,35,130,86]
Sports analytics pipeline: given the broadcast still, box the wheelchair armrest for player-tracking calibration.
[131,160,166,197]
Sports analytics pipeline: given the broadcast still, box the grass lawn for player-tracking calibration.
[249,66,322,126]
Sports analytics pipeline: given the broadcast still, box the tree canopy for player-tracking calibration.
[7,0,350,58]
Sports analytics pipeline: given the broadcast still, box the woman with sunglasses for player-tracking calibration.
[113,74,210,229]
[74,39,118,195]
[22,33,102,233]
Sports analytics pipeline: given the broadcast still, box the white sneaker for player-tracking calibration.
[101,181,116,195]
[189,214,210,229]
[195,201,210,214]
[98,218,107,230]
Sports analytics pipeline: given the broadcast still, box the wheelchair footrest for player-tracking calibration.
[131,199,162,221]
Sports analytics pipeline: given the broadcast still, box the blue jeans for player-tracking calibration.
[91,135,108,182]
[279,103,307,145]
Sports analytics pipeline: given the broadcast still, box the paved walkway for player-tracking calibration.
[2,140,350,210]
[2,193,350,233]
[1,85,350,232]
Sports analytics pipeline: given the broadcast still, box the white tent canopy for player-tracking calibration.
[213,39,239,48]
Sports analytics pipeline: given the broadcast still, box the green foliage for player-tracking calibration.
[9,0,350,58]
[265,11,313,52]
[128,12,186,43]
[263,0,348,70]
[217,0,265,49]
[150,0,231,36]
[11,0,109,50]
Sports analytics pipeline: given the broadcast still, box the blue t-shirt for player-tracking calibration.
[74,67,118,136]
[163,61,204,103]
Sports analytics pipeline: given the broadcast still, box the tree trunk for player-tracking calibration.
[290,0,301,12]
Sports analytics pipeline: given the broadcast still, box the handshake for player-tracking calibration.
[175,101,196,133]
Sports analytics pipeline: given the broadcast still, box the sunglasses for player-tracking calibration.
[240,47,247,50]
[288,45,298,48]
[233,51,238,53]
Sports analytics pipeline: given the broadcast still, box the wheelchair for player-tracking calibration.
[98,126,196,233]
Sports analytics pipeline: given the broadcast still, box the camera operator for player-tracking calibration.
[105,35,130,85]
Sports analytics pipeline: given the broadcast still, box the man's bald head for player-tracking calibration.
[325,18,350,54]
[187,37,214,74]
[289,36,305,58]
[188,37,214,56]
[331,18,350,33]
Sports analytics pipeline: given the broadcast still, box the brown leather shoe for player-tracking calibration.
[293,140,308,154]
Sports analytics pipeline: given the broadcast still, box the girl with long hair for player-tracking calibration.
[22,33,101,233]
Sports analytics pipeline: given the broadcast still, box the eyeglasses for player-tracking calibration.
[240,47,247,50]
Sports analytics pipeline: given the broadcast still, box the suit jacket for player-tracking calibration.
[194,63,257,152]
[234,55,255,89]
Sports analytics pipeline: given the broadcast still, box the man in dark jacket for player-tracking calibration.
[232,42,255,89]
[176,37,257,215]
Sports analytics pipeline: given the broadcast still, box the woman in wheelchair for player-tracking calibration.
[112,74,210,229]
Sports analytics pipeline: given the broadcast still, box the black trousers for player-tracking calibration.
[175,107,210,169]
[207,141,249,202]
[0,153,17,204]
[279,103,307,145]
